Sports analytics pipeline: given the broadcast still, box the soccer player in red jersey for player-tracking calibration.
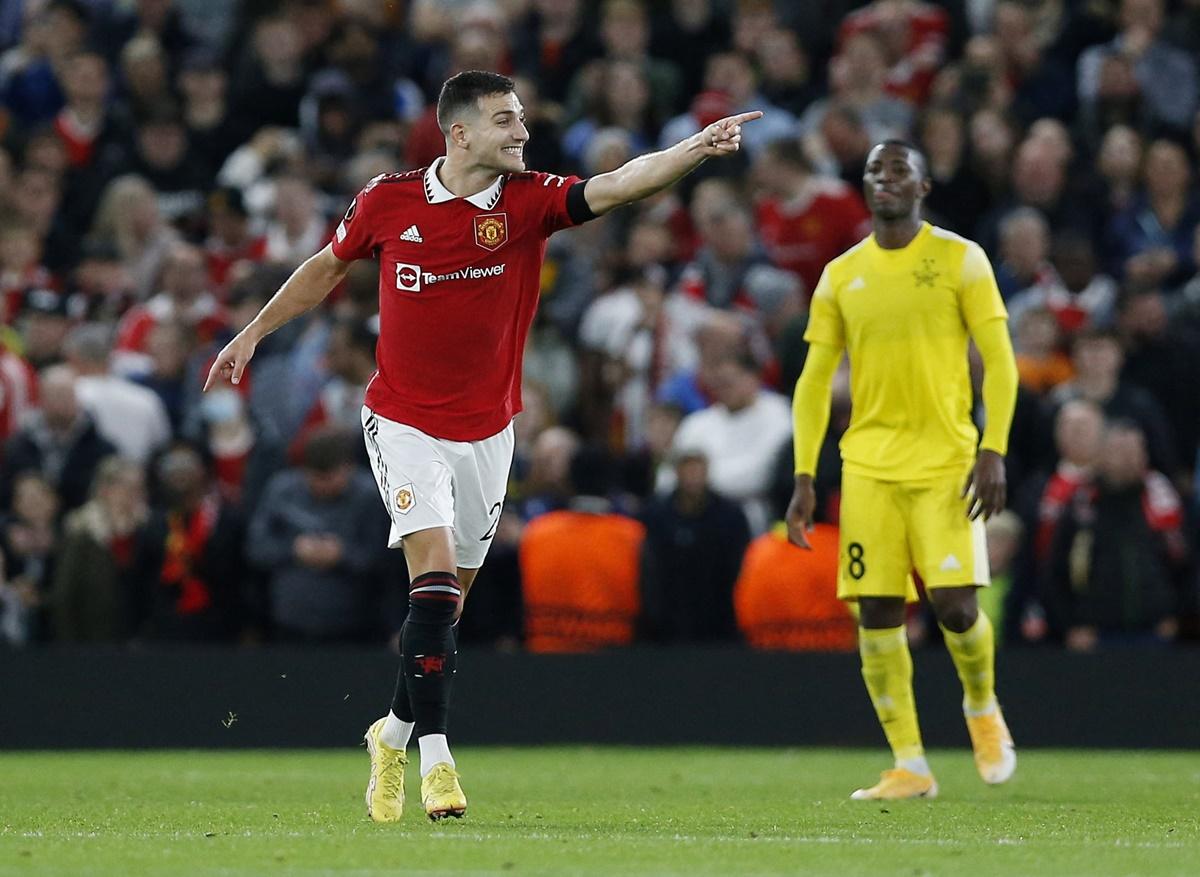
[204,71,760,822]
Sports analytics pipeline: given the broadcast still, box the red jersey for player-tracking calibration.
[756,179,870,296]
[1034,465,1090,562]
[837,1,948,105]
[0,349,36,445]
[205,235,268,293]
[332,159,588,441]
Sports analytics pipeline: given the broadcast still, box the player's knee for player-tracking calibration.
[858,597,906,630]
[933,596,978,634]
[407,571,462,626]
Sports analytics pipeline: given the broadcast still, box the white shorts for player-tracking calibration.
[361,407,514,569]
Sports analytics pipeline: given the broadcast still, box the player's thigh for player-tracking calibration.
[361,407,456,550]
[837,471,915,602]
[451,421,515,570]
[400,526,457,580]
[907,475,990,590]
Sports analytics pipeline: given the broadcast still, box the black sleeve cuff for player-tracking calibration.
[566,180,598,225]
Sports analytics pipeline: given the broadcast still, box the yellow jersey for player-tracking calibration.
[803,222,1007,481]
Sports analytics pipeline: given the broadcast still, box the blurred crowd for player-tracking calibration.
[2,0,1199,653]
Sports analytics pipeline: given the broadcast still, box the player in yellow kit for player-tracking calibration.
[787,140,1019,800]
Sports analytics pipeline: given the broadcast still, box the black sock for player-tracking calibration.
[401,571,461,737]
[389,619,415,722]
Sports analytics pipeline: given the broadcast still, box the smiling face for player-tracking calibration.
[862,142,929,221]
[461,91,529,174]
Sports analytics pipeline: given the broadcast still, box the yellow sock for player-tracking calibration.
[858,626,924,762]
[941,610,996,715]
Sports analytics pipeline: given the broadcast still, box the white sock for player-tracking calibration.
[897,755,932,777]
[380,711,414,750]
[963,697,998,718]
[419,734,455,777]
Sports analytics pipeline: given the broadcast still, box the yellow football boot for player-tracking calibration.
[421,762,467,821]
[363,718,407,823]
[850,768,938,800]
[966,705,1017,785]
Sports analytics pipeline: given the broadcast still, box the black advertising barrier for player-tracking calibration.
[1,646,1197,749]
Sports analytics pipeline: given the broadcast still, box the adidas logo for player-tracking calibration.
[399,225,423,243]
[847,276,866,291]
[939,554,962,572]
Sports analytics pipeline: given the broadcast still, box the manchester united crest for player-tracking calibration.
[474,213,508,251]
[394,483,416,515]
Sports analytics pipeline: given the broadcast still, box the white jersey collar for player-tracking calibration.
[423,157,505,210]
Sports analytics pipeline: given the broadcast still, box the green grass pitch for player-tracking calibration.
[1,748,1198,876]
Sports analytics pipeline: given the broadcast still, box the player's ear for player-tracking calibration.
[919,176,932,198]
[450,121,469,150]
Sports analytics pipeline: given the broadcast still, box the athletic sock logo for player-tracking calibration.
[399,224,424,243]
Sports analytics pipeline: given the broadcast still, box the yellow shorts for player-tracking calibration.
[837,470,990,602]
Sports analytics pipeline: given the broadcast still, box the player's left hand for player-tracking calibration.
[963,449,1006,521]
[785,474,817,549]
[696,111,764,157]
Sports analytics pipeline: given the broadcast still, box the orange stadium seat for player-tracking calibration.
[734,523,856,652]
[519,510,645,653]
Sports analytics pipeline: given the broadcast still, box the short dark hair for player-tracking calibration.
[876,138,930,180]
[763,137,812,173]
[436,70,515,134]
[302,427,356,473]
[568,444,616,498]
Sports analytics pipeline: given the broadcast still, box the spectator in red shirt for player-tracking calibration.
[1044,419,1189,649]
[204,186,266,295]
[837,0,949,105]
[753,137,870,297]
[1007,231,1118,341]
[1033,399,1105,564]
[52,50,125,172]
[0,221,55,323]
[114,242,227,376]
[134,443,246,642]
[0,345,36,448]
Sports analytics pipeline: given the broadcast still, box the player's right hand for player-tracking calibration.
[203,331,258,391]
[697,111,764,156]
[785,474,817,550]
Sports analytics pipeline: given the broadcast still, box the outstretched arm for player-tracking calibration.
[786,342,842,548]
[203,244,351,390]
[582,111,763,215]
